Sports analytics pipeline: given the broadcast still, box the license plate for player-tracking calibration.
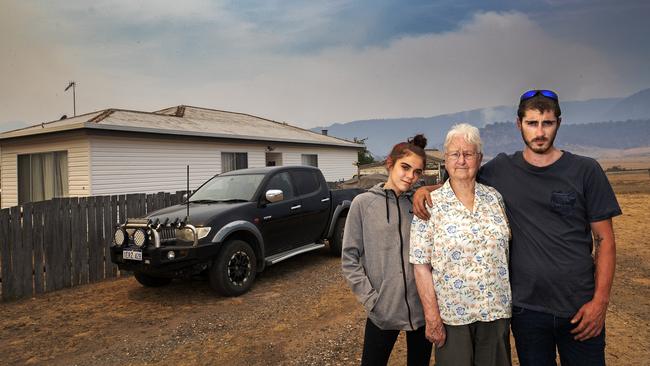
[123,250,142,261]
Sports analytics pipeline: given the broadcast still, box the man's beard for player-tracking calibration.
[521,130,557,154]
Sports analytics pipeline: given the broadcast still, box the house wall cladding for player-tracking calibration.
[0,131,90,209]
[276,145,358,182]
[89,135,246,195]
[89,135,358,196]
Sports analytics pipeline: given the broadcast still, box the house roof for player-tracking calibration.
[0,105,363,149]
[425,149,445,163]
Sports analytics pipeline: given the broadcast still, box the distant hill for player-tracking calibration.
[602,89,650,121]
[316,88,650,155]
[480,119,650,157]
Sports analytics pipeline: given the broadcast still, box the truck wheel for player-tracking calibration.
[134,272,172,287]
[209,239,257,297]
[330,217,346,256]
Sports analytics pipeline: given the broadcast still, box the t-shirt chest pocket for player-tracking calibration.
[550,190,577,217]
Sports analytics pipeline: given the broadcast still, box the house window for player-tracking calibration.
[18,151,69,204]
[301,154,318,167]
[221,152,248,172]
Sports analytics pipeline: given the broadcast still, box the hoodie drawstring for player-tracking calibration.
[385,191,390,223]
[406,195,413,214]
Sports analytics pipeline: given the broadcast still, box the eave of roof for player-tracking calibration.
[82,122,362,148]
[0,106,364,149]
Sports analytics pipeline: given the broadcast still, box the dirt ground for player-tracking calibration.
[1,171,649,366]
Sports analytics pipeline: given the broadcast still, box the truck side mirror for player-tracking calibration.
[182,193,188,202]
[265,189,284,203]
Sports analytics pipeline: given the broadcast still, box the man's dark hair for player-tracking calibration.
[517,95,562,119]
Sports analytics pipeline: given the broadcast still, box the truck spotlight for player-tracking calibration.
[133,229,147,247]
[114,228,127,246]
[167,251,176,260]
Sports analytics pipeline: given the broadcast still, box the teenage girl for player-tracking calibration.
[342,134,432,366]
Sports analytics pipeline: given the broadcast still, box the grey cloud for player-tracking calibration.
[0,5,646,131]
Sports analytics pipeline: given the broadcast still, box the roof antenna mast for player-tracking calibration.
[186,165,190,223]
[64,81,76,117]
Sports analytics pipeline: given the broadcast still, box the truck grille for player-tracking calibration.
[158,227,177,243]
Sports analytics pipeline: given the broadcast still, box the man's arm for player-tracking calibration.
[412,185,440,220]
[570,218,616,341]
[414,264,446,348]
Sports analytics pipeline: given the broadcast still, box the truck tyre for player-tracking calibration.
[134,272,172,287]
[209,239,257,297]
[330,217,346,256]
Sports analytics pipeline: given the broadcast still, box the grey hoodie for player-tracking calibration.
[341,183,425,331]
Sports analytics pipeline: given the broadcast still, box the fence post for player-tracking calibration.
[69,197,83,286]
[0,208,12,301]
[101,196,114,279]
[9,206,24,299]
[62,198,72,289]
[43,200,54,292]
[33,202,46,295]
[118,195,127,223]
[110,195,120,277]
[88,196,100,283]
[21,204,34,298]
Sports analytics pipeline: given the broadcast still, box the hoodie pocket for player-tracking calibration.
[369,274,401,320]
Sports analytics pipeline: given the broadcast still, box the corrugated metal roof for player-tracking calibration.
[425,149,445,162]
[1,105,362,149]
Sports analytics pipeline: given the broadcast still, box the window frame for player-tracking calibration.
[17,150,69,205]
[221,152,249,173]
[301,154,318,167]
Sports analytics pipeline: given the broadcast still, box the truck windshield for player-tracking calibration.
[189,174,265,202]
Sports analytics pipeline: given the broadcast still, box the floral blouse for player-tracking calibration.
[409,181,512,325]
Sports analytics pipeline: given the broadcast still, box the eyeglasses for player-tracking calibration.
[446,151,481,161]
[520,89,558,101]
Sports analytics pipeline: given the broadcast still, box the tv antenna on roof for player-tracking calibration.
[64,81,77,117]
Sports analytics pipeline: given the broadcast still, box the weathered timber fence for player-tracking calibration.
[0,191,187,301]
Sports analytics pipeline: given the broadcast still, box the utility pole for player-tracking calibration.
[64,81,76,116]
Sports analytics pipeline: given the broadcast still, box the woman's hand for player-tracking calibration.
[425,318,446,348]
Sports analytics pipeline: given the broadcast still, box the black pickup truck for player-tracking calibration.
[110,166,363,296]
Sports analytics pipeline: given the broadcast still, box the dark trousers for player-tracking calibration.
[361,318,433,366]
[434,318,511,366]
[511,306,606,366]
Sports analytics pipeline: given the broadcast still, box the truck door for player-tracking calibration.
[258,171,302,255]
[290,169,330,245]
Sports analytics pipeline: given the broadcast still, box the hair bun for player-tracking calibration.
[409,134,427,149]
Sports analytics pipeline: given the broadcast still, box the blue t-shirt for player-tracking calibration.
[479,151,622,317]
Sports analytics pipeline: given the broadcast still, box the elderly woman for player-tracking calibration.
[409,123,512,366]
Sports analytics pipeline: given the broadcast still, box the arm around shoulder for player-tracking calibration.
[413,184,440,220]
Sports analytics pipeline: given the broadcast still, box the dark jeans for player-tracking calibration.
[361,318,433,366]
[511,306,606,366]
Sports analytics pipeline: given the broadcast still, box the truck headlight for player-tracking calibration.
[133,229,147,247]
[176,226,211,243]
[114,229,127,247]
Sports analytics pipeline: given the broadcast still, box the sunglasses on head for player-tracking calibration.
[520,89,558,101]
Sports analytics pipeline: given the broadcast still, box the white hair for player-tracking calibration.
[443,123,483,154]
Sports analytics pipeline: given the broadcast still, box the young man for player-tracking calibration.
[413,90,621,365]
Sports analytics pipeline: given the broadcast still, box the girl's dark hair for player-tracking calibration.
[386,134,427,168]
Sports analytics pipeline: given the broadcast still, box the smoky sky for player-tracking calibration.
[1,0,649,131]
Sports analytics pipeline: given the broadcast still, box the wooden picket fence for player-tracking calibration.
[0,191,187,301]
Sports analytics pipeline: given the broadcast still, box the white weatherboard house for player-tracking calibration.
[0,105,363,209]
